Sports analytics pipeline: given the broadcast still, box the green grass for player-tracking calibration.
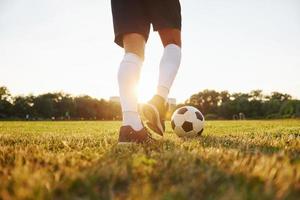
[0,120,300,200]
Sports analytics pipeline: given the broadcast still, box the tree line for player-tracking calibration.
[0,86,121,120]
[183,89,300,119]
[0,86,299,120]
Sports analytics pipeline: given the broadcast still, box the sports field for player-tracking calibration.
[0,120,300,200]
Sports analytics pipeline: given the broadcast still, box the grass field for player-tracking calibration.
[0,120,300,200]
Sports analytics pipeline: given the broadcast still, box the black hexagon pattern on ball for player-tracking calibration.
[177,107,188,114]
[195,112,203,121]
[171,120,175,130]
[182,121,193,132]
[197,128,204,136]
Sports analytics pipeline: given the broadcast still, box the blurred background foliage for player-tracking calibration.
[1,86,299,120]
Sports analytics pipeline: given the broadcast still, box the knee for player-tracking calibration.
[123,33,146,60]
[162,38,181,47]
[159,28,181,48]
[125,49,144,61]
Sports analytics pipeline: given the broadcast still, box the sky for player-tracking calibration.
[0,0,300,103]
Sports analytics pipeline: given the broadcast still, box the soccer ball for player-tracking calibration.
[171,106,205,137]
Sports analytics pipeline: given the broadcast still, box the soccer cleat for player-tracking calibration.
[141,95,168,136]
[118,125,155,144]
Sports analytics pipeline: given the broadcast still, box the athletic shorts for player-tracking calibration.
[111,0,182,47]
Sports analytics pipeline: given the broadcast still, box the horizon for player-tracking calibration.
[1,0,300,103]
[2,85,299,104]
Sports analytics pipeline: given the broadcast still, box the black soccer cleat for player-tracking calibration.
[140,95,168,136]
[118,125,155,144]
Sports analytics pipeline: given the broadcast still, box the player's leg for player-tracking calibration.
[141,29,182,135]
[118,33,145,132]
[157,28,182,101]
[118,36,155,144]
[141,0,182,136]
[111,0,153,143]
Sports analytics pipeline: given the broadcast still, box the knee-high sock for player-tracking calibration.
[118,53,143,131]
[157,44,182,101]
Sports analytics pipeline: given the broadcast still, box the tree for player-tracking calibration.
[186,90,220,115]
[54,93,75,119]
[33,93,60,119]
[249,90,263,101]
[0,86,13,118]
[268,92,291,102]
[74,96,98,119]
[280,100,300,118]
[12,95,34,118]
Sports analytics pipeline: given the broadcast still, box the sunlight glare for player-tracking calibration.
[137,81,155,103]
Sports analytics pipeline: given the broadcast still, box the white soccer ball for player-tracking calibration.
[171,106,205,137]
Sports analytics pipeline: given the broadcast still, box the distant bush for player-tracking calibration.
[266,114,281,119]
[205,113,219,120]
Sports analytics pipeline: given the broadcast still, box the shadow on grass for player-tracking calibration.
[50,139,300,200]
[200,135,281,154]
[184,134,300,163]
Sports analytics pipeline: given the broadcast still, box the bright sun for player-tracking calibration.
[137,82,154,103]
[136,62,158,103]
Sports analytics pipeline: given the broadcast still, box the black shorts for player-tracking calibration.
[111,0,182,47]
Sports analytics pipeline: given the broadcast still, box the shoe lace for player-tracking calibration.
[144,127,155,143]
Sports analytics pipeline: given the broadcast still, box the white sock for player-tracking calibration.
[118,53,143,131]
[157,86,169,101]
[122,111,142,131]
[157,44,182,101]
